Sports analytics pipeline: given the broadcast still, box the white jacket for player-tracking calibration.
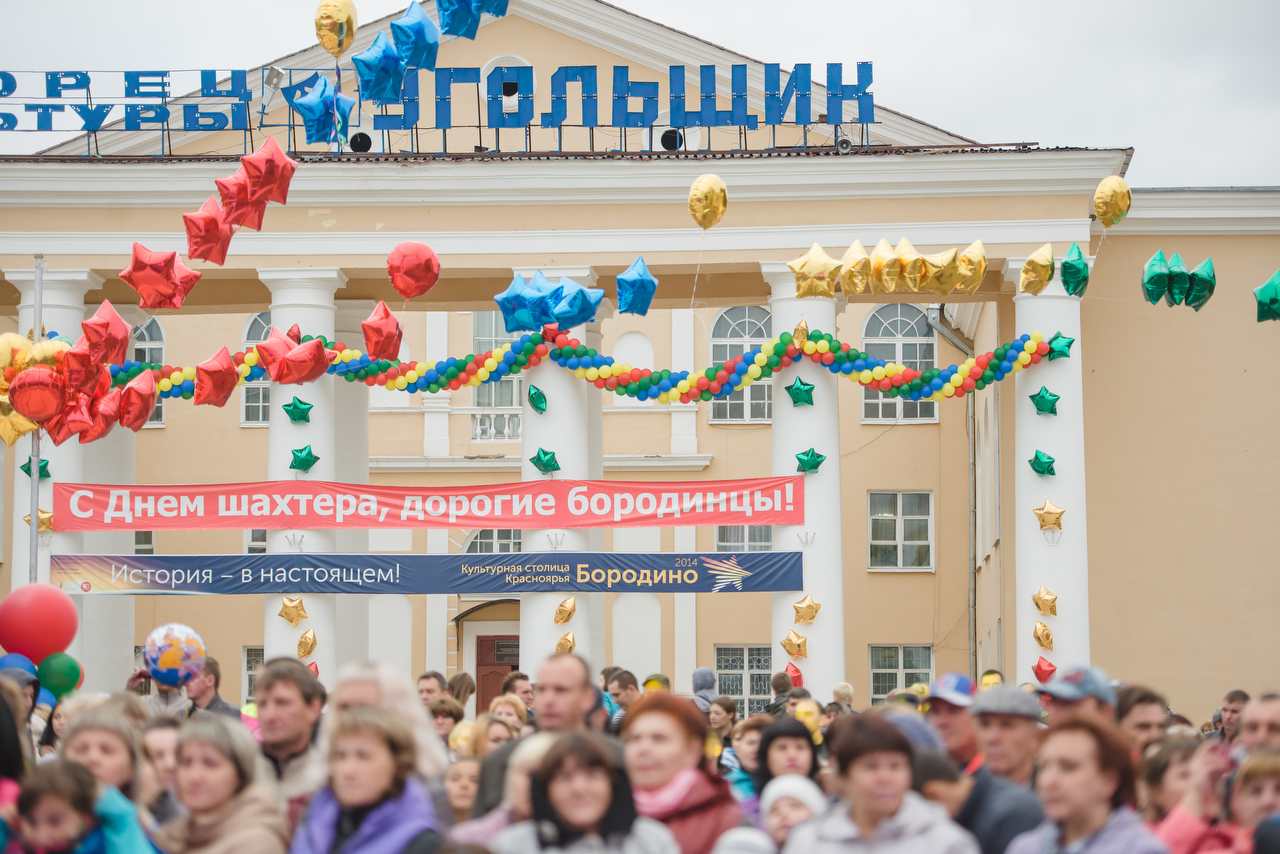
[783,791,979,854]
[490,818,677,854]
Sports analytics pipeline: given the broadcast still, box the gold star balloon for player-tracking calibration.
[554,597,576,624]
[792,594,822,624]
[792,320,809,349]
[24,509,54,532]
[895,238,925,292]
[0,396,38,447]
[556,631,576,654]
[837,240,871,295]
[956,240,987,296]
[279,596,308,628]
[1033,585,1058,616]
[1020,244,1056,296]
[297,628,317,658]
[919,248,962,297]
[1034,621,1054,651]
[780,629,808,658]
[1033,500,1065,531]
[788,243,840,299]
[870,239,900,294]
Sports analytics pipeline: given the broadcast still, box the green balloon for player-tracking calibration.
[1187,258,1216,312]
[1165,253,1189,307]
[1142,251,1169,305]
[38,652,82,699]
[1061,243,1090,298]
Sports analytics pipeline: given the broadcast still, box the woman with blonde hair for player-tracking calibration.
[489,694,527,731]
[466,713,517,761]
[325,662,448,781]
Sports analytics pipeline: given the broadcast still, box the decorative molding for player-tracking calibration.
[370,453,713,472]
[1112,189,1280,235]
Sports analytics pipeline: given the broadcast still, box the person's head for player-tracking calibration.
[428,696,465,739]
[970,684,1045,784]
[444,757,481,821]
[794,700,823,741]
[1162,714,1198,738]
[605,670,641,711]
[102,692,151,728]
[692,667,716,694]
[0,675,27,779]
[1036,717,1136,827]
[599,667,622,691]
[328,706,417,809]
[175,715,259,815]
[1038,666,1117,725]
[1137,737,1200,822]
[535,654,595,732]
[621,691,708,792]
[468,713,517,760]
[61,707,142,798]
[497,732,555,821]
[448,673,476,709]
[832,682,854,707]
[502,671,534,708]
[3,669,38,720]
[16,760,97,851]
[730,716,772,775]
[912,750,971,817]
[187,657,221,706]
[760,775,828,847]
[142,718,182,789]
[784,687,811,718]
[328,661,449,781]
[417,671,447,705]
[533,731,634,842]
[1241,694,1280,751]
[641,674,670,693]
[755,717,819,790]
[254,658,324,758]
[38,701,67,752]
[1222,690,1251,738]
[709,696,738,733]
[925,673,979,766]
[1115,686,1167,754]
[1232,747,1280,830]
[980,670,1005,690]
[831,714,915,826]
[490,693,528,730]
[771,672,793,699]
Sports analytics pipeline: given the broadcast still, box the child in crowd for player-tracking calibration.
[0,760,153,854]
[443,758,480,826]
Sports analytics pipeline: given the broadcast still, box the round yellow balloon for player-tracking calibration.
[315,0,358,59]
[1093,175,1131,228]
[688,174,728,230]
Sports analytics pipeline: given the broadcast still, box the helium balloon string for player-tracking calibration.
[689,232,705,309]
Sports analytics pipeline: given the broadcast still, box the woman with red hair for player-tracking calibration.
[621,692,742,854]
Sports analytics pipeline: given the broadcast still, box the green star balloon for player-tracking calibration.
[530,448,560,474]
[1254,271,1280,322]
[282,396,313,423]
[1029,450,1056,476]
[1046,332,1075,361]
[289,445,320,473]
[784,377,815,406]
[528,385,547,414]
[1029,386,1060,416]
[795,447,826,473]
[1142,250,1169,305]
[1060,243,1090,297]
[1166,252,1190,307]
[1187,258,1216,312]
[20,458,49,480]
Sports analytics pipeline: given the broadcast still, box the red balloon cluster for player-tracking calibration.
[212,136,298,235]
[362,301,403,361]
[119,242,202,310]
[254,328,335,385]
[0,584,79,665]
[386,241,440,300]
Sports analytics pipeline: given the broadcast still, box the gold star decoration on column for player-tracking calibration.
[278,596,308,627]
[554,597,576,624]
[780,629,808,658]
[556,631,576,654]
[792,594,822,624]
[24,509,54,532]
[296,628,317,658]
[1032,586,1058,616]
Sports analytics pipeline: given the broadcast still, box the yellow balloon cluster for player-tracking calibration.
[818,239,988,296]
[0,333,37,446]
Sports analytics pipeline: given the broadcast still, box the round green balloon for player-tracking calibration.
[37,652,82,699]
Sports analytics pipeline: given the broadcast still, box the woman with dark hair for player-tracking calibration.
[709,698,737,744]
[490,731,674,854]
[754,718,820,794]
[782,715,976,854]
[37,701,69,760]
[622,693,741,854]
[1007,717,1167,854]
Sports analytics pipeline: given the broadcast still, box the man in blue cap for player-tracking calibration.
[1038,665,1116,725]
[926,672,983,773]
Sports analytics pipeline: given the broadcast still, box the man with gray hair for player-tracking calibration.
[832,682,855,713]
[970,685,1043,788]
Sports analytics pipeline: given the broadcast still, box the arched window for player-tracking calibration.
[132,318,164,425]
[241,312,271,426]
[465,529,522,553]
[710,306,771,422]
[862,304,936,422]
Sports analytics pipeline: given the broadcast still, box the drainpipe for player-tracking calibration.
[927,305,978,680]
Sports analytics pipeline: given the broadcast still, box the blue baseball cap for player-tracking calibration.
[926,672,976,708]
[1038,665,1116,707]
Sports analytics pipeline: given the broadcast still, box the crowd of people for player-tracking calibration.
[0,652,1277,854]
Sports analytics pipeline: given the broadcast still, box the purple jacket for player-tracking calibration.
[290,776,440,854]
[1007,808,1170,854]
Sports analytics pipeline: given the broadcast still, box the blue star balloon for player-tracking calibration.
[352,31,407,103]
[528,271,565,326]
[390,2,440,71]
[291,75,356,145]
[552,279,605,328]
[479,0,509,15]
[438,0,481,39]
[616,256,658,316]
[496,275,552,333]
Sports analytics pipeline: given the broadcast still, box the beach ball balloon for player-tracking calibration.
[143,623,207,688]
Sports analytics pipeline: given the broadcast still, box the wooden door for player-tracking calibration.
[475,635,520,715]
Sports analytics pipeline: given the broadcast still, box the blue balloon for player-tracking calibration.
[930,378,944,391]
[551,279,605,328]
[352,31,408,103]
[437,0,481,39]
[390,1,440,71]
[616,256,659,316]
[479,0,509,15]
[37,688,55,707]
[495,274,552,333]
[0,653,36,676]
[290,75,356,145]
[181,379,194,393]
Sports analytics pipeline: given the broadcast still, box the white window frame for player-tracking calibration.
[244,529,267,554]
[240,312,272,428]
[242,645,264,704]
[132,318,165,427]
[714,644,773,718]
[709,306,773,424]
[714,525,773,552]
[867,490,934,572]
[464,529,522,553]
[134,531,155,555]
[869,644,934,704]
[470,311,522,441]
[861,304,939,425]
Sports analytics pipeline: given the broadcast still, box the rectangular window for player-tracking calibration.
[869,644,933,704]
[862,340,936,423]
[868,492,933,571]
[715,644,773,718]
[466,529,522,553]
[134,531,154,555]
[134,344,165,426]
[710,383,772,423]
[715,525,773,552]
[246,529,266,554]
[242,383,270,426]
[243,645,264,702]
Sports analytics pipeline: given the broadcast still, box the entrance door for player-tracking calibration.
[476,635,520,715]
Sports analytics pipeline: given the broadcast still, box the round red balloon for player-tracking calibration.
[8,368,66,422]
[386,242,440,300]
[0,584,79,663]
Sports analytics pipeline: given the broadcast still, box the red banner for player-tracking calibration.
[53,477,804,532]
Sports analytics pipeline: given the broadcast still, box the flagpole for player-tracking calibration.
[28,253,44,585]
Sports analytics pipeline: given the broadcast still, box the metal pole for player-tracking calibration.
[28,254,44,585]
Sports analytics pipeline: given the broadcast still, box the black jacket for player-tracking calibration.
[955,766,1044,854]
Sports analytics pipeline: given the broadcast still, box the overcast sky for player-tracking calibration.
[4,0,1277,187]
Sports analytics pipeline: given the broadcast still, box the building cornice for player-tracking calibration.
[1112,189,1280,235]
[370,453,713,472]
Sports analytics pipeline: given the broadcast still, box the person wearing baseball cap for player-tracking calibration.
[971,685,1045,788]
[925,672,983,773]
[1038,666,1117,725]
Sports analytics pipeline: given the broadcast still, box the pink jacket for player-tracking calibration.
[1156,807,1253,854]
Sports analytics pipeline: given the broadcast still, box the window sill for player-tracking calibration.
[708,419,773,426]
[867,567,936,573]
[141,422,164,429]
[239,422,269,429]
[860,417,939,426]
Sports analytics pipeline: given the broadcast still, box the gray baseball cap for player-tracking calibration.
[969,684,1042,720]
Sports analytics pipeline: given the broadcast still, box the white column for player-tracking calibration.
[422,311,451,456]
[424,528,450,675]
[1010,268,1090,680]
[258,268,346,686]
[611,528,661,679]
[670,309,698,456]
[672,527,697,694]
[763,263,846,694]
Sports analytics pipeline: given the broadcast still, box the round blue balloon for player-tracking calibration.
[37,687,55,707]
[0,653,36,675]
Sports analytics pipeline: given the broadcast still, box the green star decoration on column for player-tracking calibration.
[20,458,49,480]
[1029,450,1056,476]
[528,385,547,414]
[1046,332,1075,361]
[282,396,313,423]
[530,448,560,474]
[289,445,321,472]
[784,377,815,406]
[795,448,826,473]
[1029,386,1060,415]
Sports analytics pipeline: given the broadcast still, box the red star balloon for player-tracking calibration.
[285,324,302,345]
[182,195,238,266]
[541,323,560,342]
[194,347,239,407]
[785,661,803,688]
[62,337,101,396]
[307,662,319,677]
[81,301,131,366]
[251,329,293,380]
[118,369,158,432]
[386,241,441,300]
[119,243,202,310]
[9,368,65,422]
[214,169,267,231]
[240,135,298,206]
[1032,656,1057,684]
[362,301,403,361]
[79,387,121,444]
[45,393,92,445]
[274,338,334,385]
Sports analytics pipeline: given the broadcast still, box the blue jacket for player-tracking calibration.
[1,787,158,854]
[1006,808,1169,854]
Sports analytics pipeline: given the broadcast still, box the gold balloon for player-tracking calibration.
[1034,621,1054,651]
[554,597,576,625]
[279,596,308,628]
[315,0,358,58]
[919,248,962,297]
[24,509,54,532]
[780,629,807,658]
[297,628,317,658]
[0,333,31,369]
[0,395,38,447]
[556,631,576,654]
[837,240,871,295]
[792,320,809,348]
[1033,500,1065,531]
[792,594,822,624]
[28,339,70,368]
[1033,585,1058,616]
[1093,175,1132,228]
[955,240,988,296]
[895,238,925,292]
[1020,244,1055,295]
[788,243,839,299]
[688,174,727,230]
[870,239,900,294]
